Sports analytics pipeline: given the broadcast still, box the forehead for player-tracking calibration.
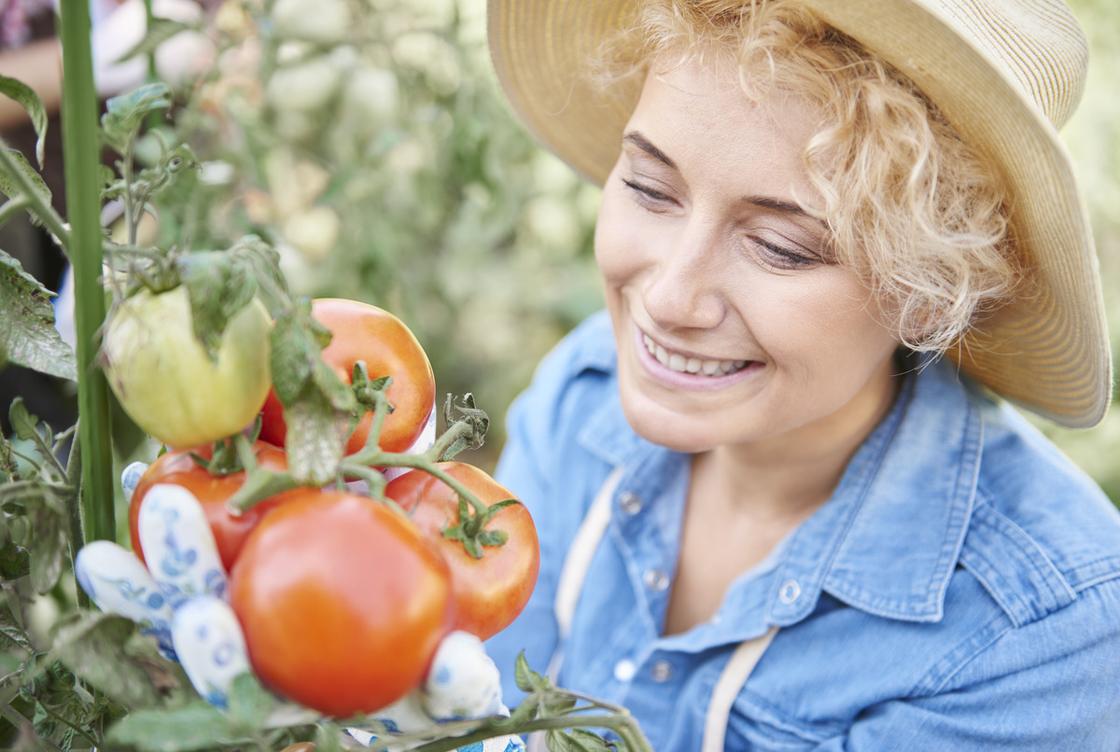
[625,55,821,201]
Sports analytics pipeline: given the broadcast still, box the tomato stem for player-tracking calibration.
[225,469,300,516]
[359,383,392,455]
[426,418,473,463]
[358,451,491,521]
[59,0,116,546]
[399,713,652,752]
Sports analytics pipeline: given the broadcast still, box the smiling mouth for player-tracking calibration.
[639,331,755,377]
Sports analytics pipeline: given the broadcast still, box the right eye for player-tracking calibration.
[621,177,675,209]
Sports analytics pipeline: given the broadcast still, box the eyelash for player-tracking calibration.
[620,177,816,270]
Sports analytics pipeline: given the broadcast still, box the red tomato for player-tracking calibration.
[259,299,435,455]
[230,490,454,717]
[385,462,539,640]
[129,442,298,572]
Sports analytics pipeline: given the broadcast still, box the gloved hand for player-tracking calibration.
[75,463,525,751]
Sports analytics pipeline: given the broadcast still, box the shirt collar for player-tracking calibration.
[575,339,984,625]
[776,355,984,624]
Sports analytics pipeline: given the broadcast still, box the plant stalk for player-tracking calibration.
[402,714,653,752]
[59,0,115,543]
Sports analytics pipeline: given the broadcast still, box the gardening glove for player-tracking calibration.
[75,469,251,707]
[346,631,525,752]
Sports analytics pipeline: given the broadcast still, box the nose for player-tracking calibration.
[642,221,727,332]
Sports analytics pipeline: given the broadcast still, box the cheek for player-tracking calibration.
[748,274,894,375]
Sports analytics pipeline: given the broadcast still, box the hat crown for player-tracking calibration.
[925,0,1088,128]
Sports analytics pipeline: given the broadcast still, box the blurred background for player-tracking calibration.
[2,0,1117,504]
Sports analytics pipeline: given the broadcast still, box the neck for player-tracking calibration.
[691,357,902,526]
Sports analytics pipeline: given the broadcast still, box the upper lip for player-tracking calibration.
[636,322,752,363]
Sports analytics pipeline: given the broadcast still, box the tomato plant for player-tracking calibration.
[259,298,435,455]
[386,462,539,640]
[103,285,273,449]
[229,490,455,717]
[128,441,300,572]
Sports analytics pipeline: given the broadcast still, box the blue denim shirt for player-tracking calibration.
[486,310,1120,751]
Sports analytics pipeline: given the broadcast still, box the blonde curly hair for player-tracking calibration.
[588,0,1022,355]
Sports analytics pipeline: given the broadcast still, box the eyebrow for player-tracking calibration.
[622,130,824,226]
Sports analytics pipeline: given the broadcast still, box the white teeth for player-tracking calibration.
[642,333,752,377]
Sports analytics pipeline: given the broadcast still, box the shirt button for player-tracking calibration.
[613,659,637,682]
[643,568,670,592]
[650,660,673,683]
[779,579,802,604]
[618,491,643,515]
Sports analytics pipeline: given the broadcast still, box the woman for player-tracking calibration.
[483,0,1120,749]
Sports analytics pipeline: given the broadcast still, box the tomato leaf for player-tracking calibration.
[50,612,159,710]
[284,389,347,486]
[108,702,243,751]
[0,74,48,167]
[227,235,290,318]
[0,147,51,213]
[226,672,277,734]
[8,398,38,441]
[29,505,66,594]
[514,650,551,694]
[178,250,259,362]
[101,83,172,153]
[0,537,30,579]
[0,249,77,380]
[314,721,344,752]
[546,728,613,752]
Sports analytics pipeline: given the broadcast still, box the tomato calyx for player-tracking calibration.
[441,496,521,559]
[188,419,265,477]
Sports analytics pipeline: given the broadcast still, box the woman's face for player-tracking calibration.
[595,56,901,454]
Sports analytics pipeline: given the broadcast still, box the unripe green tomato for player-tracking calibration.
[103,286,272,449]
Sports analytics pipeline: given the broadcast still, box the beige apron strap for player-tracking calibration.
[701,626,780,752]
[527,468,624,752]
[546,465,625,683]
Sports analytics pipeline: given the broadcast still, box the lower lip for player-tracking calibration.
[632,323,764,391]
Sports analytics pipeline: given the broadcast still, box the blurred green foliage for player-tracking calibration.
[160,0,1118,500]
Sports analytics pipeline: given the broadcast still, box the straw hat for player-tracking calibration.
[487,0,1113,428]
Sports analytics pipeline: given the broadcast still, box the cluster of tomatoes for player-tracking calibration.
[109,296,539,718]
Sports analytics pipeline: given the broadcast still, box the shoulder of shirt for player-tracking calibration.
[532,309,617,381]
[959,392,1120,627]
[507,309,621,464]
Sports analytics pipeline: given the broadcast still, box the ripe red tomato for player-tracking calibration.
[385,462,539,640]
[129,442,299,572]
[229,490,454,717]
[259,299,435,455]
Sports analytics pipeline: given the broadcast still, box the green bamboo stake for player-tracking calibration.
[58,0,115,543]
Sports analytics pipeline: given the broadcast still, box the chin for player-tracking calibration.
[616,384,724,453]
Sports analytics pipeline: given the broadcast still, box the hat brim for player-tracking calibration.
[488,0,1112,427]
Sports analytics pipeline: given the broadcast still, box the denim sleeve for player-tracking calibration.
[812,578,1120,751]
